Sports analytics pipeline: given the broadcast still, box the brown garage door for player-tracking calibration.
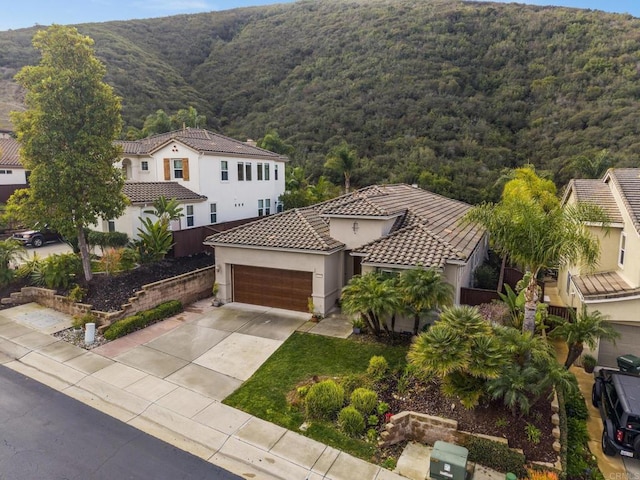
[232,265,313,312]
[598,323,640,368]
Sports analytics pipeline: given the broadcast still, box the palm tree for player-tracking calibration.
[324,141,358,193]
[464,195,606,334]
[145,196,184,227]
[408,306,506,408]
[0,239,26,286]
[550,306,620,368]
[340,272,401,336]
[398,267,453,335]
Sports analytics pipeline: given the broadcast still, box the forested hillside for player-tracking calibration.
[1,0,640,203]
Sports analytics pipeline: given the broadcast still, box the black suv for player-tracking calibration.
[12,224,62,248]
[592,368,640,458]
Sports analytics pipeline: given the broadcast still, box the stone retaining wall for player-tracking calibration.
[6,266,215,325]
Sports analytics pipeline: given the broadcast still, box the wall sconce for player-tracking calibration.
[352,221,359,234]
[215,265,221,273]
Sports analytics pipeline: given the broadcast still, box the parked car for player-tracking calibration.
[12,224,62,248]
[592,368,640,458]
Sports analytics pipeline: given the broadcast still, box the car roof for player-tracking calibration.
[612,373,640,416]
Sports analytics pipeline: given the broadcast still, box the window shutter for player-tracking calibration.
[163,158,170,180]
[183,158,190,181]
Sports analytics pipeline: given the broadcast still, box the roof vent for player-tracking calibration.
[245,139,257,147]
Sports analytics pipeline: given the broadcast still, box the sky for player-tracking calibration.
[1,0,639,32]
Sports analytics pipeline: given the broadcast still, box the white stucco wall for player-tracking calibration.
[328,217,399,250]
[0,168,27,185]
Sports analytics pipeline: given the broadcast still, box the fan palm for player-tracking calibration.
[398,267,453,335]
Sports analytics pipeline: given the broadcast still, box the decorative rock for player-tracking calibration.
[551,392,559,413]
[552,441,561,453]
[299,422,309,432]
[551,413,560,426]
[552,426,560,439]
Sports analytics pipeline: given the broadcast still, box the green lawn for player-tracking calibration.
[223,332,408,459]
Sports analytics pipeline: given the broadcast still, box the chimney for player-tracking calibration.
[245,138,257,147]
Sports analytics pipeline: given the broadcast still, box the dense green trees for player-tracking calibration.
[10,25,126,282]
[3,1,640,200]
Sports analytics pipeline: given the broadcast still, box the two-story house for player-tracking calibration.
[105,128,287,237]
[559,168,640,367]
[0,133,29,203]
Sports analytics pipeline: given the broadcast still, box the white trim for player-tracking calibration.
[583,293,640,304]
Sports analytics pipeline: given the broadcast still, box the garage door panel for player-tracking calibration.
[598,323,640,368]
[233,265,312,312]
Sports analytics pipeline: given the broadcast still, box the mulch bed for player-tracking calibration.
[377,374,557,463]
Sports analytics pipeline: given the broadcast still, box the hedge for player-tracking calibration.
[104,300,183,340]
[460,436,527,478]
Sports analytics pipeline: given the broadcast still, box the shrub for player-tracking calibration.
[119,247,139,271]
[368,414,379,426]
[72,312,100,329]
[461,436,526,478]
[565,388,588,421]
[39,253,81,289]
[305,379,344,420]
[473,264,498,289]
[87,230,129,252]
[104,300,183,340]
[339,373,370,397]
[527,468,559,480]
[67,284,86,303]
[99,248,123,275]
[338,406,365,437]
[377,401,390,416]
[297,385,310,398]
[525,423,541,444]
[367,355,389,380]
[366,428,378,443]
[350,387,378,415]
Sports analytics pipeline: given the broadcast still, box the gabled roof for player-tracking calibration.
[205,184,484,266]
[564,178,623,223]
[117,128,287,161]
[123,182,206,205]
[0,137,22,167]
[605,168,640,234]
[205,207,344,252]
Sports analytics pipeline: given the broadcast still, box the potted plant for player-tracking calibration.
[211,282,222,307]
[582,353,597,373]
[351,317,365,334]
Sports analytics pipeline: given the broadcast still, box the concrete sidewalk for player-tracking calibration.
[0,300,403,480]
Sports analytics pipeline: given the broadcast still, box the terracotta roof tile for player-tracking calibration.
[123,182,206,205]
[205,183,485,266]
[206,208,344,251]
[0,137,21,167]
[117,128,287,161]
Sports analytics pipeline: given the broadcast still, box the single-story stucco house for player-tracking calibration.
[204,183,487,318]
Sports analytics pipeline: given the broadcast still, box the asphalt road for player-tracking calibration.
[0,365,242,480]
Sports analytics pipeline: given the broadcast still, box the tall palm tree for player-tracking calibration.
[550,306,620,368]
[145,196,183,226]
[464,196,606,334]
[324,142,358,193]
[398,267,453,335]
[340,272,401,336]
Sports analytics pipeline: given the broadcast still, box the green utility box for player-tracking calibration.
[430,441,469,480]
[617,354,640,374]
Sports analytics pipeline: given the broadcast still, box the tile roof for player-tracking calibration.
[205,183,485,266]
[0,137,22,167]
[123,182,206,205]
[117,128,287,161]
[567,178,623,223]
[606,168,640,234]
[573,271,640,300]
[205,207,344,251]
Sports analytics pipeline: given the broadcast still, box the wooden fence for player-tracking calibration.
[169,216,262,258]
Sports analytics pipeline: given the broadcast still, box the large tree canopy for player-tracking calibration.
[10,25,126,281]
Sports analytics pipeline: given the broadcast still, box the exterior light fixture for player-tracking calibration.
[352,221,359,234]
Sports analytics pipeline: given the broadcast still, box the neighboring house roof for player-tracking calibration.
[605,168,640,235]
[205,183,484,267]
[573,271,640,301]
[565,178,623,223]
[117,128,287,161]
[123,182,207,205]
[0,137,22,167]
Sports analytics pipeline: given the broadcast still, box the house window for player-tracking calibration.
[265,198,271,215]
[257,163,263,181]
[566,272,572,294]
[141,161,149,171]
[186,205,194,227]
[276,200,284,213]
[274,164,278,181]
[237,162,244,181]
[258,199,264,216]
[264,163,270,180]
[619,233,626,266]
[108,220,116,232]
[173,159,183,179]
[221,161,228,181]
[0,170,12,174]
[245,162,252,181]
[210,203,217,224]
